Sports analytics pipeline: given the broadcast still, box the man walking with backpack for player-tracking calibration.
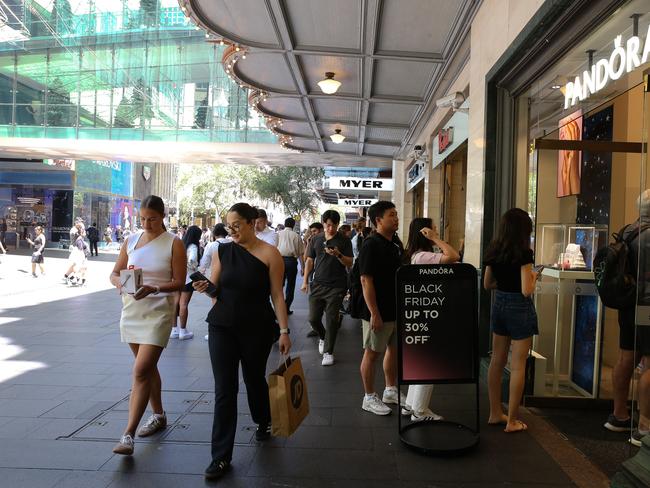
[600,190,650,442]
[301,210,353,366]
[87,222,99,257]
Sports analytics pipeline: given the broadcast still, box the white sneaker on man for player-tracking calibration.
[318,339,325,355]
[382,386,406,405]
[411,408,443,422]
[170,327,180,339]
[362,393,391,416]
[321,353,334,366]
[401,404,413,416]
[179,329,194,340]
[204,334,209,341]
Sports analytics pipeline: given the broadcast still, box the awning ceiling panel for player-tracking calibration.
[183,0,478,163]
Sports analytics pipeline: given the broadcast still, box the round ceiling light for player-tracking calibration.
[330,128,345,144]
[318,72,341,95]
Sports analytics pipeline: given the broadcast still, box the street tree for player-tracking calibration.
[247,166,324,221]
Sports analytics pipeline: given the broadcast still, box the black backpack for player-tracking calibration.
[347,259,368,319]
[594,224,649,309]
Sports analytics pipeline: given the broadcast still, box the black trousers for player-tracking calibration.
[208,324,273,462]
[89,239,99,256]
[283,256,298,310]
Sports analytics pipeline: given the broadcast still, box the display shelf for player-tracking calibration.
[541,268,594,280]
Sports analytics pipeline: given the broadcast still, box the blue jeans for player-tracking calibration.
[490,291,539,340]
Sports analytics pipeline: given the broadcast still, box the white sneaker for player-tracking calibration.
[170,327,179,339]
[382,387,406,405]
[179,329,194,340]
[112,434,134,455]
[318,339,325,355]
[411,408,443,422]
[321,353,334,366]
[204,334,209,341]
[401,404,413,416]
[362,393,391,416]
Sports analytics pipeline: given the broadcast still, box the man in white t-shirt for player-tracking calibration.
[277,217,304,315]
[255,209,279,246]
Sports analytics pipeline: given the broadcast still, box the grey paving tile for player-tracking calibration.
[27,418,89,439]
[394,449,502,483]
[0,417,53,438]
[285,425,373,450]
[0,384,73,400]
[165,413,254,445]
[9,372,111,387]
[100,443,255,475]
[53,470,117,488]
[40,400,115,419]
[0,398,64,417]
[0,468,67,488]
[0,439,114,470]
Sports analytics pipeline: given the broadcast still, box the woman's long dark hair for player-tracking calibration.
[183,225,203,258]
[405,218,434,264]
[484,208,533,264]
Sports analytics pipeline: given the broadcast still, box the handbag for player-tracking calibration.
[268,356,309,437]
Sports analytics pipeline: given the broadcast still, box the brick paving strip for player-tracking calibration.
[522,409,610,488]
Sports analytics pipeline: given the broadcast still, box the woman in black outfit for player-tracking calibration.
[193,202,291,481]
[484,208,540,433]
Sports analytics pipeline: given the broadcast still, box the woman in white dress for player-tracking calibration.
[109,195,187,455]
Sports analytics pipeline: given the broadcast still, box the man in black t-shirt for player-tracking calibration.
[86,222,99,257]
[358,201,404,416]
[301,210,353,366]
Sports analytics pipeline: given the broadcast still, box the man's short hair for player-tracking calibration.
[339,224,351,233]
[284,217,296,228]
[321,209,340,225]
[257,209,268,220]
[368,201,396,227]
[309,222,324,231]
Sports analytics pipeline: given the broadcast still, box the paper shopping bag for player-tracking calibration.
[268,356,309,437]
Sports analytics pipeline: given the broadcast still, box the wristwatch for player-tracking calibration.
[279,328,290,335]
[153,285,160,295]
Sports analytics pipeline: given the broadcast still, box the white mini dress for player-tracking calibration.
[120,231,176,347]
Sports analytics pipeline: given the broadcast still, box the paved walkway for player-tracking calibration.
[0,251,609,487]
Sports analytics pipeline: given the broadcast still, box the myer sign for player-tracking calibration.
[338,198,378,207]
[329,177,394,191]
[565,26,650,109]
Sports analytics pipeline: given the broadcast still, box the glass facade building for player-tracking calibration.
[0,0,276,144]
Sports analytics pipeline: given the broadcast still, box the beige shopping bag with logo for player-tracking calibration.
[268,356,309,437]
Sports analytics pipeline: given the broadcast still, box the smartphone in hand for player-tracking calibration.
[533,265,545,274]
[189,271,218,298]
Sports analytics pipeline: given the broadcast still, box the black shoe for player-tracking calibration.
[255,423,271,441]
[287,310,294,315]
[307,329,318,338]
[204,459,230,481]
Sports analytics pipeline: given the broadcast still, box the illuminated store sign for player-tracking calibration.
[329,177,394,191]
[337,198,377,207]
[564,26,650,109]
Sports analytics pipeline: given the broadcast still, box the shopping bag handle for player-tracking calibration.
[277,354,290,370]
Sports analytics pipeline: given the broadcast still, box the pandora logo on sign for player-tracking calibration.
[564,26,650,109]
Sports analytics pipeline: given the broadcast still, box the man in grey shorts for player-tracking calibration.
[358,201,404,415]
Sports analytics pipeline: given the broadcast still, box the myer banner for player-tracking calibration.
[329,177,394,191]
[338,198,378,207]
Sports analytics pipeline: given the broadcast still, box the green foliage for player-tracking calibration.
[52,0,73,35]
[247,167,324,219]
[194,98,209,129]
[177,164,254,223]
[141,0,159,27]
[113,94,134,128]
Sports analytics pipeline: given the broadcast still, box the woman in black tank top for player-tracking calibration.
[193,202,291,481]
[483,208,540,434]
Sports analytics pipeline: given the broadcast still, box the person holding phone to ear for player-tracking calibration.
[109,195,186,456]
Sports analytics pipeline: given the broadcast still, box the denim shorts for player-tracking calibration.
[490,291,539,340]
